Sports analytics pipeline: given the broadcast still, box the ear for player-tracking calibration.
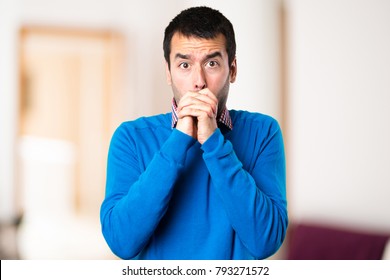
[229,57,237,83]
[165,61,172,85]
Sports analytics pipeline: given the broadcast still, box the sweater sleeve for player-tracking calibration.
[201,121,288,259]
[100,125,195,259]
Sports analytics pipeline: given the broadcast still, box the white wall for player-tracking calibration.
[285,0,390,232]
[0,0,20,223]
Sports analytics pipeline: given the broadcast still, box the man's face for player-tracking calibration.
[166,32,236,114]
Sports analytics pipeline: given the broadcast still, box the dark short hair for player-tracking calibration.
[163,6,236,69]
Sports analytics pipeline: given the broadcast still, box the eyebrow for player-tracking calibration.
[205,51,223,60]
[174,53,190,60]
[174,51,223,61]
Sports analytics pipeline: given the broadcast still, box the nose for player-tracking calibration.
[193,66,206,91]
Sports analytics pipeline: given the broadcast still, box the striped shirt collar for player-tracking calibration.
[171,98,233,130]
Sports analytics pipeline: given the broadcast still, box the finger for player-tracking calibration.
[198,88,218,103]
[178,92,217,114]
[178,102,216,118]
[179,90,218,106]
[178,104,216,119]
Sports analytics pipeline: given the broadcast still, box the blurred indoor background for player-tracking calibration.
[1,0,390,259]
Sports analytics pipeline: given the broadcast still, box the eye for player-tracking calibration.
[179,62,190,69]
[206,60,219,68]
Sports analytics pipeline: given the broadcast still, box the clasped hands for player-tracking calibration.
[175,89,218,144]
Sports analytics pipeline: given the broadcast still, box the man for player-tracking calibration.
[100,6,288,260]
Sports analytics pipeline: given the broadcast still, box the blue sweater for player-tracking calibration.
[100,110,288,260]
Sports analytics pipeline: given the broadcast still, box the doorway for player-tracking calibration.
[17,26,125,259]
